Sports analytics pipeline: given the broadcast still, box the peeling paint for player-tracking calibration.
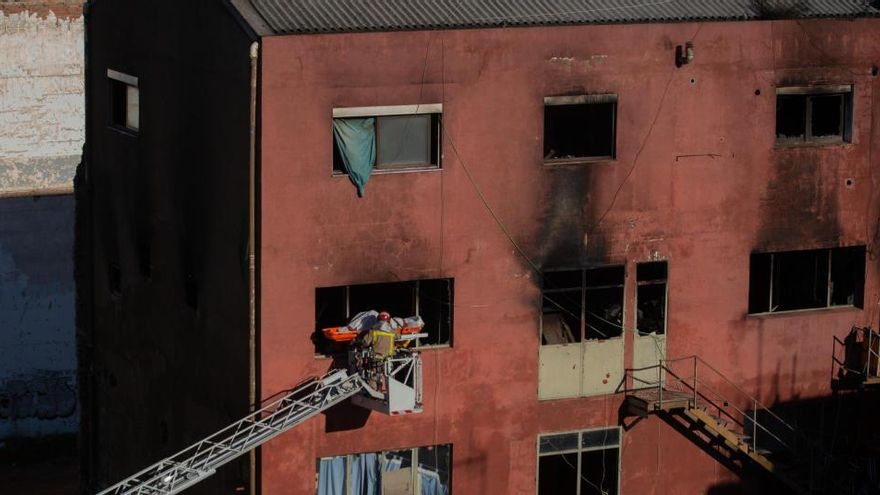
[0,10,83,192]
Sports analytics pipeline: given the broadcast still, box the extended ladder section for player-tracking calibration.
[98,348,424,495]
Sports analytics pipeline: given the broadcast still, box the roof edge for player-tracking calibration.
[226,0,272,38]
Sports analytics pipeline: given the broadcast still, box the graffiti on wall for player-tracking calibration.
[0,370,76,420]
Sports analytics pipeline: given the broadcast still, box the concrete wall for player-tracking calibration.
[0,195,77,438]
[260,18,880,494]
[0,3,82,440]
[0,6,83,193]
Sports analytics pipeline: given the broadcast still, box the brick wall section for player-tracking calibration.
[0,1,82,19]
[0,8,83,193]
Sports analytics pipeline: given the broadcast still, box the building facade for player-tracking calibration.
[81,1,880,494]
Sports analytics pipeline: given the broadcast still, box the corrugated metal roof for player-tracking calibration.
[237,0,880,35]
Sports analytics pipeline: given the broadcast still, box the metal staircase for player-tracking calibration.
[623,356,831,494]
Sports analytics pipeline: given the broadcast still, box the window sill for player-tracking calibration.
[773,139,851,150]
[332,166,441,178]
[108,124,139,137]
[748,305,861,318]
[543,157,615,167]
[314,344,451,360]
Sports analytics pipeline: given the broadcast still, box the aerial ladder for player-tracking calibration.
[97,311,425,495]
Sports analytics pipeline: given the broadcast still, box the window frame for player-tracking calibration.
[540,266,626,345]
[543,94,618,165]
[775,85,853,146]
[314,278,454,357]
[316,444,451,495]
[748,246,865,315]
[536,427,621,495]
[107,69,139,134]
[635,261,668,336]
[332,104,443,175]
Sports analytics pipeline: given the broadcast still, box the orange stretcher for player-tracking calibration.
[322,323,424,344]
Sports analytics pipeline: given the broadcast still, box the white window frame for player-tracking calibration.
[107,69,139,132]
[331,104,443,175]
[536,427,621,495]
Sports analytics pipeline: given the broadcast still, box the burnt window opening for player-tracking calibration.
[314,278,453,355]
[538,428,620,495]
[108,262,122,298]
[776,86,852,144]
[544,94,617,163]
[332,108,441,174]
[748,246,865,314]
[637,261,668,336]
[108,69,139,132]
[541,266,625,345]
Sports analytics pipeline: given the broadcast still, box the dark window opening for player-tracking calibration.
[314,278,453,355]
[776,88,852,144]
[108,262,121,297]
[538,428,620,495]
[544,96,616,163]
[637,261,668,336]
[541,266,625,345]
[748,246,865,314]
[184,272,198,310]
[109,76,139,132]
[332,113,441,173]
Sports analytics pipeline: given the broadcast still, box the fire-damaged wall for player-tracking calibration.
[79,1,254,493]
[259,18,880,494]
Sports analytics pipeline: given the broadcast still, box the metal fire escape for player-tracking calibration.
[97,347,424,495]
[623,356,834,494]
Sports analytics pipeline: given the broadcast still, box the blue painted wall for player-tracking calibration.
[0,194,77,439]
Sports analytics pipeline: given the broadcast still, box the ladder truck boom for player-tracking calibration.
[97,369,364,495]
[97,310,426,495]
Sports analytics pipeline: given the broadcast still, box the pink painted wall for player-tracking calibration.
[259,18,880,494]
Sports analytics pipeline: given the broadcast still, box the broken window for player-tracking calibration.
[333,105,441,173]
[316,444,451,495]
[108,69,139,132]
[538,428,620,495]
[636,261,667,336]
[748,246,865,314]
[544,94,616,163]
[776,86,852,144]
[541,266,625,345]
[315,278,453,355]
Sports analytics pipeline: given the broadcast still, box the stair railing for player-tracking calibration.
[832,326,880,385]
[626,356,829,464]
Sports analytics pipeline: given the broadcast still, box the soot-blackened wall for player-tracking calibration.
[259,19,880,494]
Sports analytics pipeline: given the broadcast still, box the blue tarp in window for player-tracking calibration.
[333,118,376,197]
[351,453,381,494]
[318,456,347,495]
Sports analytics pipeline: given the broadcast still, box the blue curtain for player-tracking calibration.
[419,467,449,495]
[318,457,347,495]
[333,118,376,197]
[350,453,381,494]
